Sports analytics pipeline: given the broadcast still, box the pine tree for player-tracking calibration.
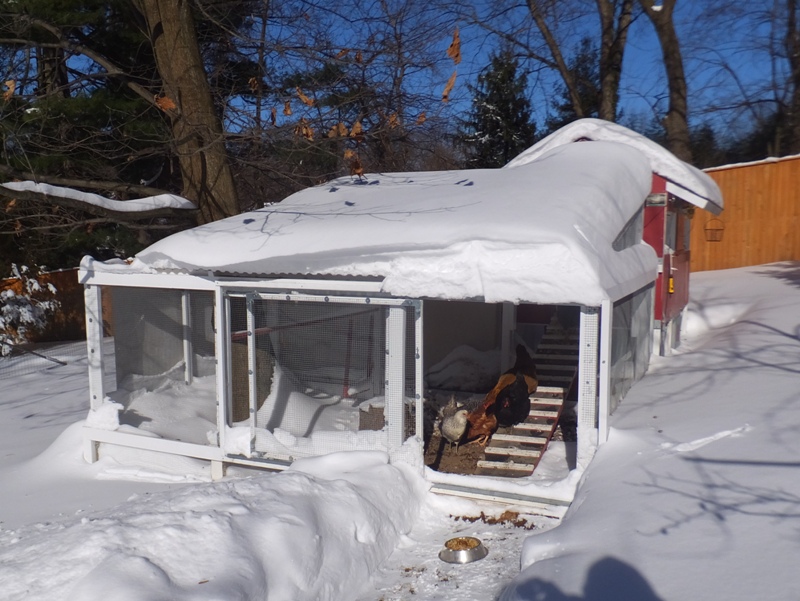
[460,50,536,168]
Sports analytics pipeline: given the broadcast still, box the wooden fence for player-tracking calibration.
[690,154,800,272]
[0,267,86,342]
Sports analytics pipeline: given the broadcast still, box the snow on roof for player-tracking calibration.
[130,140,657,305]
[506,118,723,215]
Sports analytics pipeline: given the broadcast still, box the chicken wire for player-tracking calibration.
[226,293,420,459]
[608,284,653,413]
[106,286,217,444]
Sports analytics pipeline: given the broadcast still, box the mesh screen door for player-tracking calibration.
[108,286,217,445]
[224,291,421,461]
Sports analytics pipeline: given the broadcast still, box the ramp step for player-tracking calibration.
[491,433,549,446]
[484,447,542,461]
[477,460,534,475]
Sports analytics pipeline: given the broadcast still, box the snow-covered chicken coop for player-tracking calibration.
[79,119,722,508]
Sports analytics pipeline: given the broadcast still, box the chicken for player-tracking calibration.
[465,344,538,445]
[439,395,468,452]
[495,371,531,427]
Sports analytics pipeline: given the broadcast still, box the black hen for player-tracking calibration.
[495,371,531,427]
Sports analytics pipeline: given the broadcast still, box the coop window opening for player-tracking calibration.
[222,289,422,461]
[92,285,218,446]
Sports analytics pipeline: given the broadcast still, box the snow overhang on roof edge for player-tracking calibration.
[506,118,724,215]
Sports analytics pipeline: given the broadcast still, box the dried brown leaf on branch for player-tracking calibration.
[283,100,293,116]
[154,94,177,112]
[343,148,356,160]
[442,71,457,102]
[296,87,314,107]
[446,28,461,65]
[328,122,349,138]
[415,112,427,125]
[355,50,363,64]
[270,107,277,125]
[387,113,399,129]
[349,121,363,138]
[293,118,314,140]
[5,198,16,212]
[2,80,15,101]
[336,48,350,59]
[248,77,259,93]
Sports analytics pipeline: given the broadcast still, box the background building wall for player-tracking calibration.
[691,155,800,272]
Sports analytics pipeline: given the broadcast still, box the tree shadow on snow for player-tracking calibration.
[503,556,664,601]
[754,261,800,290]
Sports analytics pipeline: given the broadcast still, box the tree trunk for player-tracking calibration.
[639,0,692,163]
[526,0,586,118]
[134,0,238,223]
[596,0,633,122]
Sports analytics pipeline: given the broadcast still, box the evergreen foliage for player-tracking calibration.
[459,50,537,168]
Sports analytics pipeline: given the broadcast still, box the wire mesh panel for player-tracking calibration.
[609,285,653,413]
[107,286,217,445]
[225,292,421,461]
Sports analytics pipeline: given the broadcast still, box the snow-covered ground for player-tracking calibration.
[2,263,799,600]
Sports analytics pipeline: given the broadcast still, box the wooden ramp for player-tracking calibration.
[477,318,579,478]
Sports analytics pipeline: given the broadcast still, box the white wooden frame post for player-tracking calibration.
[83,284,105,463]
[577,306,599,446]
[246,294,258,456]
[385,305,407,449]
[413,301,424,449]
[212,286,230,479]
[181,291,194,385]
[597,299,613,444]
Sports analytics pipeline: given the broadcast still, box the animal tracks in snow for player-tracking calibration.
[659,424,752,454]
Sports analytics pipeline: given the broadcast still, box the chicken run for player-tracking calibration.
[78,119,723,507]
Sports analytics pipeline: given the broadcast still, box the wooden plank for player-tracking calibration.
[490,433,549,446]
[476,460,534,474]
[536,343,580,352]
[485,446,542,459]
[533,353,580,362]
[537,364,578,372]
[537,375,575,384]
[513,422,555,433]
[535,385,566,395]
[531,397,563,406]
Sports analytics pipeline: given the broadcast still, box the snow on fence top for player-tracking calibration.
[122,140,657,306]
[506,118,723,215]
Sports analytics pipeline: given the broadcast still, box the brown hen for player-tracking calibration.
[465,344,538,446]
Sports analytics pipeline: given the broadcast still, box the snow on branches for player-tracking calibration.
[0,265,60,356]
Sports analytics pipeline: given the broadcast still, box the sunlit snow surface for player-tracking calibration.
[2,263,800,600]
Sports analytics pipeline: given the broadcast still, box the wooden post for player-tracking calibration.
[385,305,407,449]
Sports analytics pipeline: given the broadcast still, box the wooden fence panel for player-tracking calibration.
[690,156,800,272]
[1,267,85,342]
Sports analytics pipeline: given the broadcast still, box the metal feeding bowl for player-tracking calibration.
[438,536,489,564]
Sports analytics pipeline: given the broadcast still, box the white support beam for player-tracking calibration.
[246,295,257,456]
[181,291,194,385]
[214,286,230,453]
[413,301,424,446]
[577,306,599,433]
[385,306,407,449]
[84,284,105,413]
[598,299,613,444]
